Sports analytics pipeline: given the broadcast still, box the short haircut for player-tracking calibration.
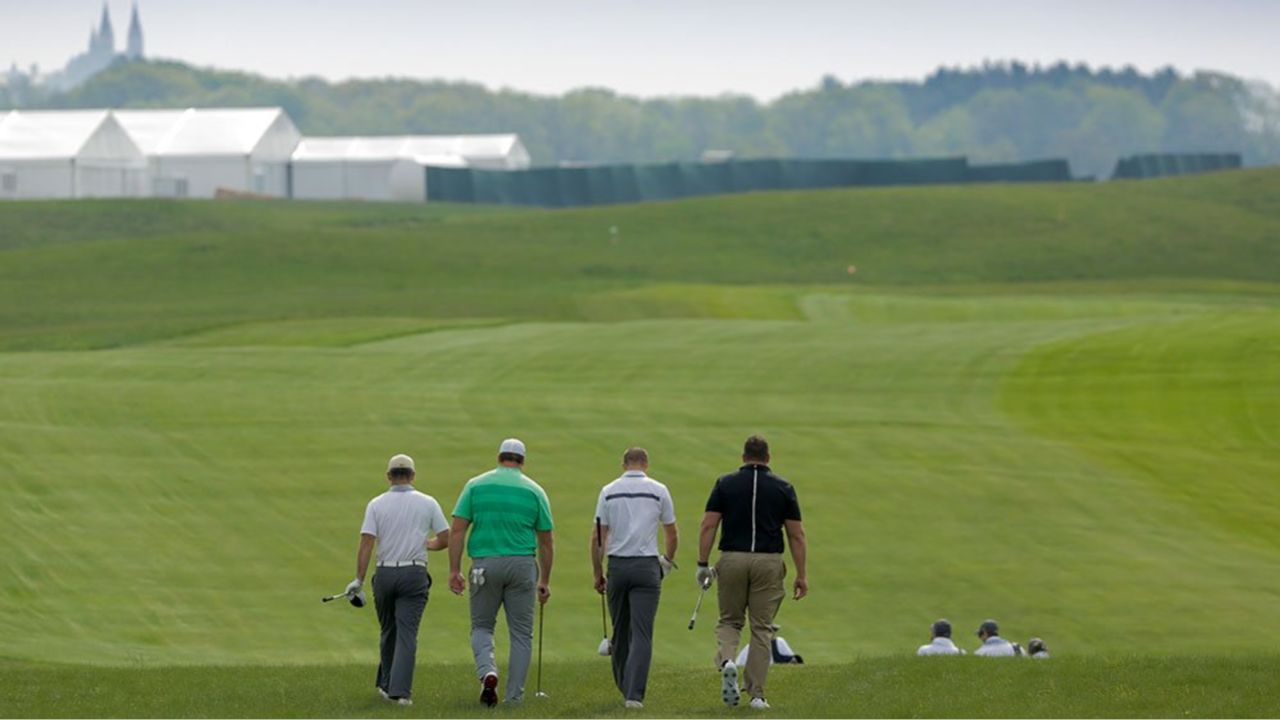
[388,468,415,480]
[743,434,770,461]
[498,452,525,465]
[623,447,649,466]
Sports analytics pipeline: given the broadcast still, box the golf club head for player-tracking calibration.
[598,637,612,656]
[348,590,367,608]
[535,691,550,699]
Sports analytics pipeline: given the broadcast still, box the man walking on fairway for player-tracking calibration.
[348,453,451,706]
[697,435,807,709]
[591,447,679,709]
[448,438,554,706]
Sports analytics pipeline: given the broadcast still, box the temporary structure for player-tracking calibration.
[291,137,466,201]
[291,134,527,202]
[0,110,147,199]
[114,108,301,198]
[398,134,530,170]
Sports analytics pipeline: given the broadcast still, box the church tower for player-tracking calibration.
[97,3,116,56]
[127,3,145,59]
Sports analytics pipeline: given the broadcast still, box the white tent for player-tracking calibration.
[0,110,147,199]
[114,108,301,198]
[291,134,528,202]
[291,137,466,202]
[399,134,531,171]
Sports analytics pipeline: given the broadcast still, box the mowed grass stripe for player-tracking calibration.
[3,307,1278,666]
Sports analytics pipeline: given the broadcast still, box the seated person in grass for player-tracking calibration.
[1027,637,1049,659]
[735,624,804,666]
[917,619,965,656]
[973,619,1021,657]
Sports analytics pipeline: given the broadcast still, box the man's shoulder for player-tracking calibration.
[520,473,549,498]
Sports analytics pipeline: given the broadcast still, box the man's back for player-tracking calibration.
[917,638,964,656]
[454,467,553,558]
[707,463,801,554]
[362,487,448,565]
[974,637,1018,657]
[596,471,675,557]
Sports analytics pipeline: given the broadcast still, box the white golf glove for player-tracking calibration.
[658,555,677,579]
[695,563,716,588]
[345,578,363,596]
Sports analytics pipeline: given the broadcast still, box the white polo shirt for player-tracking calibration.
[917,637,965,656]
[594,471,676,557]
[360,485,449,566]
[974,637,1018,657]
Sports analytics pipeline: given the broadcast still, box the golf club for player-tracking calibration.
[321,588,366,608]
[688,580,710,630]
[535,599,549,698]
[596,517,612,656]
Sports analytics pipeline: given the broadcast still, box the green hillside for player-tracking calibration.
[2,168,1279,352]
[0,171,1278,716]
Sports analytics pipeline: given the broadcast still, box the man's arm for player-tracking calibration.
[591,523,608,594]
[536,530,554,603]
[785,518,807,600]
[662,522,679,563]
[426,528,450,552]
[355,533,375,583]
[697,512,721,564]
[447,516,470,595]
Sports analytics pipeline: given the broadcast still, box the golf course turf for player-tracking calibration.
[1,169,1278,717]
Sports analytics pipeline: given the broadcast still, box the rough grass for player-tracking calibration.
[2,657,1277,718]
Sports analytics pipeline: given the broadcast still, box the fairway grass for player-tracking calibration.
[2,657,1277,718]
[1,171,1279,717]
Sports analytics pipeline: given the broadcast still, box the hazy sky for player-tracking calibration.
[4,0,1279,98]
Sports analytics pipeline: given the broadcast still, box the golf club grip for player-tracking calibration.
[688,618,696,630]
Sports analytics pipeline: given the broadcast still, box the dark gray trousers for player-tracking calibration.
[607,556,661,702]
[372,565,430,699]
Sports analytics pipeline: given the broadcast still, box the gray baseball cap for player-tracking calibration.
[387,454,415,472]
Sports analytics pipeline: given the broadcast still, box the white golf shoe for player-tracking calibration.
[749,697,771,710]
[377,688,389,701]
[624,700,644,709]
[720,660,741,707]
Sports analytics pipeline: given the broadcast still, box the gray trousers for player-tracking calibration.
[607,556,662,702]
[468,555,537,702]
[372,565,430,699]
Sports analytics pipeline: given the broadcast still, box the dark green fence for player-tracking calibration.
[1111,153,1242,180]
[426,156,1081,207]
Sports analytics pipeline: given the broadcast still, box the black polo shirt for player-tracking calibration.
[704,463,801,554]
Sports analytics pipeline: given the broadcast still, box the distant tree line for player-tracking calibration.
[4,59,1277,178]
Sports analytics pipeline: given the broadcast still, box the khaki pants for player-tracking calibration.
[714,551,785,699]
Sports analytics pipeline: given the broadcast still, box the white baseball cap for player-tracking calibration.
[498,438,526,457]
[387,453,415,472]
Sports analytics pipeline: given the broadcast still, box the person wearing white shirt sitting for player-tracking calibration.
[735,624,805,665]
[1027,637,1049,658]
[917,619,965,656]
[973,619,1020,657]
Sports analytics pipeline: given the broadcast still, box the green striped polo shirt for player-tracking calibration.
[452,466,554,558]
